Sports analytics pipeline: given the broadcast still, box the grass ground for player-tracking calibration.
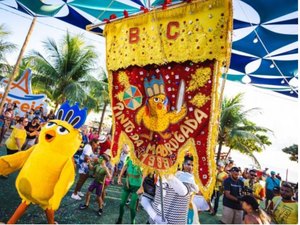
[0,146,221,224]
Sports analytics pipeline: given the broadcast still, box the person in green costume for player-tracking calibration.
[116,156,143,224]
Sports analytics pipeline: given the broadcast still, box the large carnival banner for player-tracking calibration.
[0,69,47,116]
[105,0,232,199]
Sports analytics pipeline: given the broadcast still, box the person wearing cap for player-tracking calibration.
[270,182,298,224]
[116,157,143,224]
[244,169,265,204]
[71,138,99,200]
[240,195,270,224]
[221,166,244,224]
[211,162,228,215]
[265,171,280,210]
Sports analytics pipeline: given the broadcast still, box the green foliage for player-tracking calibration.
[0,24,17,78]
[282,144,298,162]
[217,93,272,167]
[25,31,108,112]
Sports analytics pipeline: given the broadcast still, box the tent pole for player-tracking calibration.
[159,176,165,222]
[216,69,227,165]
[0,17,37,114]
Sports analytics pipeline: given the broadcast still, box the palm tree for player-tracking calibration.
[0,24,17,78]
[216,93,271,167]
[26,31,106,111]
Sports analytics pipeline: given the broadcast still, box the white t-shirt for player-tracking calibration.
[78,144,96,174]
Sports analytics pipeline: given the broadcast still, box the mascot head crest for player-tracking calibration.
[144,75,165,97]
[55,101,87,129]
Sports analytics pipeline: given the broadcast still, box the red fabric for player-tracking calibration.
[111,60,215,186]
[99,140,111,155]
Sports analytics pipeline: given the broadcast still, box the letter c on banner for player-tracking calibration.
[167,21,179,40]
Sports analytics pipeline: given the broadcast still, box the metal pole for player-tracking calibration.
[0,17,37,114]
[159,176,165,222]
[286,169,288,181]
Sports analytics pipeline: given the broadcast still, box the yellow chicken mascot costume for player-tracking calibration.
[0,101,87,224]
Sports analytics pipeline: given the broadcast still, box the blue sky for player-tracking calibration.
[0,3,298,182]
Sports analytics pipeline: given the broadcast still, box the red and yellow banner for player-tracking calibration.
[105,0,232,199]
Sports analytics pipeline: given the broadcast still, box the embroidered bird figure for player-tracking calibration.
[136,93,187,140]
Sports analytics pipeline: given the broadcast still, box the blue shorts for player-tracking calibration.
[117,161,124,171]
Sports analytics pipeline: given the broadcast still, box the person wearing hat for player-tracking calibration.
[265,171,280,210]
[221,166,244,224]
[240,195,270,224]
[270,182,298,224]
[243,169,265,204]
[211,162,228,215]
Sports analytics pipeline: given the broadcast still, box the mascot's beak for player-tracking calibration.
[45,130,56,142]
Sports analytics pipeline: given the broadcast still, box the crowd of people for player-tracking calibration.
[0,105,298,224]
[211,159,298,224]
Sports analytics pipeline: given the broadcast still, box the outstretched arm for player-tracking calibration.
[0,146,34,176]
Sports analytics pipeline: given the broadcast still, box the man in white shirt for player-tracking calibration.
[71,138,99,200]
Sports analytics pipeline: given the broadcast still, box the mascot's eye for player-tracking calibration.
[57,126,70,135]
[154,97,160,102]
[45,122,56,128]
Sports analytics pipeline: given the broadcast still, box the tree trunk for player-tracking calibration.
[98,102,107,135]
[225,148,232,160]
[216,141,223,165]
[0,17,37,114]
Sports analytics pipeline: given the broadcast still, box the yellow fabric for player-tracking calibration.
[273,201,298,224]
[5,127,27,150]
[104,0,232,71]
[13,120,81,210]
[243,179,265,203]
[0,147,34,176]
[214,171,227,191]
[106,0,233,200]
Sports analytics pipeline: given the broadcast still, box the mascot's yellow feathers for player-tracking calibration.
[0,101,87,224]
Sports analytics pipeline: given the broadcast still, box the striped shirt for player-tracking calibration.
[151,178,192,224]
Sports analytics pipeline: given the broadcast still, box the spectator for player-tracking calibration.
[211,162,228,215]
[5,117,28,155]
[79,155,112,216]
[23,117,41,149]
[271,182,298,224]
[115,144,129,179]
[46,109,55,121]
[265,171,280,210]
[225,159,234,173]
[26,109,35,122]
[71,139,99,200]
[240,195,270,224]
[244,170,265,204]
[221,167,244,224]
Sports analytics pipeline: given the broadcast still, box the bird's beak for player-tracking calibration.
[45,130,56,142]
[157,103,162,109]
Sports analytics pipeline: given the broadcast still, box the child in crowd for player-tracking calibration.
[79,154,111,216]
